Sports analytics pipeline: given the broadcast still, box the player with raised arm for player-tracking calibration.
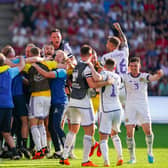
[101,23,129,78]
[123,57,163,164]
[100,22,128,163]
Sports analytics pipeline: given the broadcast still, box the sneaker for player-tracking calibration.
[47,152,61,159]
[59,158,70,165]
[127,159,136,164]
[82,160,98,167]
[12,151,21,160]
[148,154,154,163]
[32,150,44,159]
[1,151,13,159]
[97,145,102,157]
[42,146,49,155]
[69,152,77,159]
[89,142,99,157]
[20,147,30,159]
[29,148,36,156]
[116,159,123,166]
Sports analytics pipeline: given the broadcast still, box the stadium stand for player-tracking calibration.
[1,0,168,96]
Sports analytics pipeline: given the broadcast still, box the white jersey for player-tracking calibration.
[123,72,150,104]
[100,70,122,112]
[101,45,129,78]
[69,65,93,108]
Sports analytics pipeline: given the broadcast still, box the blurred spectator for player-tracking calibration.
[7,0,168,96]
[158,77,168,96]
[21,0,36,29]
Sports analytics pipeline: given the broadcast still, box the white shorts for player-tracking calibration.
[99,110,122,134]
[29,96,51,119]
[68,107,95,126]
[125,103,151,125]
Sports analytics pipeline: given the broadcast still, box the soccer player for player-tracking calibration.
[88,58,123,166]
[1,45,30,159]
[101,22,129,107]
[43,44,55,60]
[41,43,55,154]
[24,47,58,159]
[25,43,36,58]
[101,22,128,161]
[50,28,77,158]
[59,45,113,167]
[50,28,77,68]
[123,57,163,164]
[101,23,129,78]
[0,53,25,159]
[89,49,103,158]
[32,50,69,159]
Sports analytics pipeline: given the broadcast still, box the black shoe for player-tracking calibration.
[12,151,21,160]
[20,147,30,159]
[0,150,13,159]
[47,152,61,159]
[17,149,23,158]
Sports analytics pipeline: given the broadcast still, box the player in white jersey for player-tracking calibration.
[123,57,163,164]
[100,23,128,164]
[89,58,123,166]
[101,23,129,78]
[101,23,129,111]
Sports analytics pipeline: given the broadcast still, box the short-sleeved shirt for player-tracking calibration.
[100,70,122,112]
[122,72,150,104]
[0,66,20,108]
[11,58,24,96]
[50,69,68,105]
[101,45,129,78]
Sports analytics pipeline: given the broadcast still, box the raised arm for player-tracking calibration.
[148,69,164,82]
[113,22,127,46]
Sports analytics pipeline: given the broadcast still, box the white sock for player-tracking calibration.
[126,137,136,160]
[111,135,123,160]
[69,136,76,154]
[83,135,92,163]
[38,124,47,148]
[47,140,51,152]
[100,140,109,165]
[62,132,76,159]
[31,126,41,151]
[146,133,154,156]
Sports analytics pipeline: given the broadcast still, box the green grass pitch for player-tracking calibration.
[0,124,168,168]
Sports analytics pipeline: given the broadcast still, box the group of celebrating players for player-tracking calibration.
[0,22,163,167]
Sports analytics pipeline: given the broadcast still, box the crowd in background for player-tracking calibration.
[7,0,168,96]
